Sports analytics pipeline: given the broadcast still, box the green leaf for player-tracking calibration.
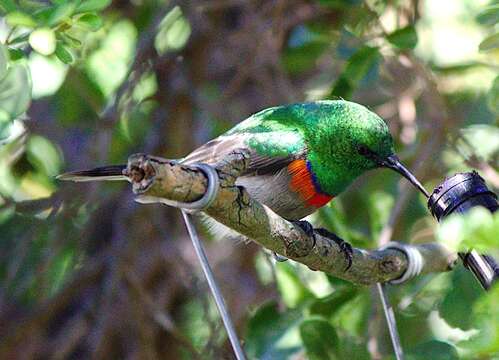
[282,41,328,74]
[432,61,486,74]
[26,135,62,175]
[487,75,499,114]
[300,317,339,360]
[8,33,30,45]
[245,302,304,360]
[15,0,45,11]
[439,266,482,329]
[476,5,499,26]
[0,110,10,130]
[479,32,499,52]
[309,287,358,317]
[338,336,370,360]
[29,28,56,55]
[459,124,499,161]
[47,1,77,26]
[329,46,380,99]
[387,25,418,50]
[275,262,315,308]
[437,207,499,253]
[0,0,17,12]
[59,33,82,48]
[462,284,499,355]
[55,43,74,64]
[86,20,137,97]
[5,11,37,28]
[340,46,379,82]
[75,13,103,31]
[407,340,459,360]
[132,72,157,103]
[0,63,31,120]
[8,48,25,61]
[368,190,394,238]
[118,99,155,145]
[75,0,111,13]
[29,52,69,99]
[330,76,353,100]
[45,245,74,295]
[32,6,55,24]
[0,44,7,81]
[154,6,191,55]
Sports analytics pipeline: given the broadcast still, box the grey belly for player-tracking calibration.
[235,168,316,221]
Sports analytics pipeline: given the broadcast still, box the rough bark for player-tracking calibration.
[123,151,457,286]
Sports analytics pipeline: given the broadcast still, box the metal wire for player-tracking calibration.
[136,163,220,211]
[376,282,404,360]
[181,210,247,360]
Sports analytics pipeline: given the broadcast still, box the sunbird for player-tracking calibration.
[59,100,429,264]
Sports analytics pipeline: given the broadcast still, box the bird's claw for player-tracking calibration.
[293,220,316,238]
[273,219,316,263]
[315,228,353,271]
[291,220,317,271]
[289,221,354,272]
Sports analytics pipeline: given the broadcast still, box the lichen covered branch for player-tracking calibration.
[124,152,457,285]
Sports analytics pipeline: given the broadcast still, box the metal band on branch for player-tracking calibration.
[380,242,424,284]
[136,163,220,212]
[180,163,220,212]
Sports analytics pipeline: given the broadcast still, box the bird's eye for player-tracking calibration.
[358,145,380,164]
[358,145,371,156]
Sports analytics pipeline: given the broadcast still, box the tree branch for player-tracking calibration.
[124,152,457,286]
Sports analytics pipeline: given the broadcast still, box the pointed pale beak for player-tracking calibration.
[382,155,429,198]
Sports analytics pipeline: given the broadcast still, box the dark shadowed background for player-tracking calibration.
[0,0,498,359]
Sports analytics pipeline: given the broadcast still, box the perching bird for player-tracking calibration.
[58,100,429,265]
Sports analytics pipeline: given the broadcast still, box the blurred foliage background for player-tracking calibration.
[0,0,498,359]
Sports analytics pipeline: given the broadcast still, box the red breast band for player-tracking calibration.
[288,160,333,207]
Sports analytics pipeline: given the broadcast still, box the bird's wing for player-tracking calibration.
[182,130,306,176]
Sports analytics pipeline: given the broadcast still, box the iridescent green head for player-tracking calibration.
[303,101,428,197]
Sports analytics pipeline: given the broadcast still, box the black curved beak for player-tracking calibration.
[382,155,429,198]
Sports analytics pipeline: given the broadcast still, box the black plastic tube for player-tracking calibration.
[428,171,498,290]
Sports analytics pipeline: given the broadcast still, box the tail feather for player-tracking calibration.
[57,165,127,182]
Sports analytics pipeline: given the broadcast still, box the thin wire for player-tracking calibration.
[181,210,247,360]
[376,283,404,360]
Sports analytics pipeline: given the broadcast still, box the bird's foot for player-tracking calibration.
[272,220,316,263]
[291,220,318,270]
[287,221,353,271]
[315,228,353,271]
[293,220,316,238]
